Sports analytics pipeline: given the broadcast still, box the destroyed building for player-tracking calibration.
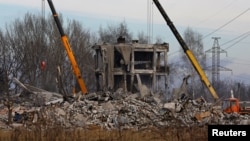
[93,37,169,95]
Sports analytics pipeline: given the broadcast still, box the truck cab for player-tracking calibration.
[222,97,250,114]
[222,97,240,114]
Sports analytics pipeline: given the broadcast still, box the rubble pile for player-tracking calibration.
[0,91,250,131]
[0,78,249,130]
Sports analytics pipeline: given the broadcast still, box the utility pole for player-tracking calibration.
[205,37,232,85]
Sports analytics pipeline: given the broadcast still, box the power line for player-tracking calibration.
[205,37,232,84]
[220,31,250,46]
[205,32,250,61]
[203,8,250,39]
[196,0,238,26]
[225,56,250,63]
[220,58,250,66]
[223,33,250,50]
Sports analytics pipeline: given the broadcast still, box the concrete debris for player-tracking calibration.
[0,79,249,130]
[13,77,64,106]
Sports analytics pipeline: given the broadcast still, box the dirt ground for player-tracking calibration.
[0,125,208,141]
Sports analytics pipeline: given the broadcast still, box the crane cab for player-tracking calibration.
[222,97,240,114]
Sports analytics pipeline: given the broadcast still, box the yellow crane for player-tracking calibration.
[47,0,88,95]
[46,0,217,100]
[152,0,219,100]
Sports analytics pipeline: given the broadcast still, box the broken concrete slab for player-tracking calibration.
[2,80,250,131]
[194,111,211,121]
[13,78,64,106]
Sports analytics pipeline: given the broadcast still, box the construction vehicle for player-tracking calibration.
[152,0,219,101]
[152,0,250,115]
[46,0,216,100]
[222,91,250,114]
[47,0,88,95]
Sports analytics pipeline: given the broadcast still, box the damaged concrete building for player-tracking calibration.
[93,37,169,94]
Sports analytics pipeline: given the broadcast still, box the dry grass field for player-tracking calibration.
[0,125,208,141]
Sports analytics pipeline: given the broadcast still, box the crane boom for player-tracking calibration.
[152,0,219,100]
[47,0,88,94]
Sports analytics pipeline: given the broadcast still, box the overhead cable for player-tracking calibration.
[203,8,250,39]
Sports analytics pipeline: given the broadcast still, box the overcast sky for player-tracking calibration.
[0,0,250,84]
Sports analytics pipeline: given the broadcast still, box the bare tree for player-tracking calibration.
[65,19,95,92]
[181,27,205,67]
[0,28,16,124]
[155,36,164,44]
[137,31,148,44]
[179,27,206,99]
[1,12,96,96]
[5,13,49,87]
[98,20,133,43]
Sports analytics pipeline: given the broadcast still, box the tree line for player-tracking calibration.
[0,13,149,96]
[0,12,249,102]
